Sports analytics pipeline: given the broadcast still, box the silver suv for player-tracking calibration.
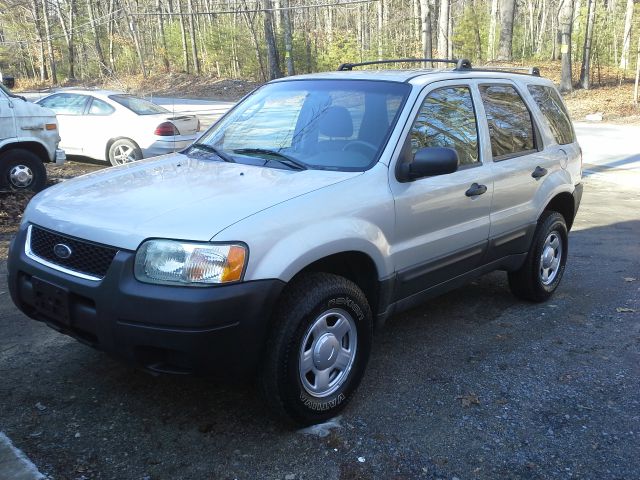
[8,59,583,425]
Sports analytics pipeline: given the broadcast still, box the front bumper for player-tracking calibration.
[54,148,66,165]
[8,225,284,375]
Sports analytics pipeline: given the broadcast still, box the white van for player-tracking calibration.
[0,83,65,192]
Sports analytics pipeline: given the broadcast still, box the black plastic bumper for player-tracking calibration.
[573,182,584,223]
[7,226,285,376]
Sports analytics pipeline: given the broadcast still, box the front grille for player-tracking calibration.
[29,226,118,279]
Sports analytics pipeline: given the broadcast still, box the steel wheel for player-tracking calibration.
[540,230,563,285]
[299,308,358,398]
[8,164,34,188]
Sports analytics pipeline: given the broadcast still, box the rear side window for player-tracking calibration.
[88,98,115,115]
[527,85,575,145]
[109,95,168,115]
[479,84,536,160]
[410,86,479,166]
[39,94,88,115]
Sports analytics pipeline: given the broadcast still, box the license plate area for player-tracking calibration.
[32,277,70,324]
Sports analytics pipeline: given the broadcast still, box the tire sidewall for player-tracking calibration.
[281,287,372,423]
[0,149,47,192]
[533,214,568,295]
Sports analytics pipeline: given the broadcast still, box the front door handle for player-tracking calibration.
[465,183,487,197]
[531,166,548,179]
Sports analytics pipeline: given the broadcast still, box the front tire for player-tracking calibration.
[261,273,373,426]
[508,211,568,302]
[108,139,142,166]
[0,149,47,192]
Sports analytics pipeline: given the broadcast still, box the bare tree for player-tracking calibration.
[579,0,596,89]
[264,0,282,79]
[498,0,516,60]
[620,0,634,70]
[559,0,574,92]
[282,0,295,75]
[420,0,433,61]
[437,0,449,57]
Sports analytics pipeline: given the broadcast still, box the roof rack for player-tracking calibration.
[470,65,541,76]
[337,58,541,77]
[337,58,472,71]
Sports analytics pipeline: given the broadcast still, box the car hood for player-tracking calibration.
[24,154,361,250]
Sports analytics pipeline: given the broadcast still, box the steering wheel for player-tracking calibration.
[342,140,378,156]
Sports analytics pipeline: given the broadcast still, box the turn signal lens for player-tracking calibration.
[221,245,246,282]
[45,123,57,130]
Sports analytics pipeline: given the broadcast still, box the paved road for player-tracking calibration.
[1,124,639,479]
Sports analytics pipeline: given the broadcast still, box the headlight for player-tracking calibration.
[134,240,247,285]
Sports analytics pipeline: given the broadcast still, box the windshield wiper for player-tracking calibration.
[189,143,235,163]
[233,148,307,171]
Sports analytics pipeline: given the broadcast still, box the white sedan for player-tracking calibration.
[36,90,200,165]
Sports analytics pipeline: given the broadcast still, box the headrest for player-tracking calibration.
[318,106,353,138]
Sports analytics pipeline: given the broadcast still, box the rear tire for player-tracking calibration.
[108,139,142,166]
[261,272,373,426]
[0,149,47,192]
[508,211,568,302]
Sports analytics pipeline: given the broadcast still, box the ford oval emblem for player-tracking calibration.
[53,243,72,259]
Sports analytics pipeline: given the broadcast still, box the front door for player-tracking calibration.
[37,93,90,155]
[0,91,16,141]
[389,81,494,301]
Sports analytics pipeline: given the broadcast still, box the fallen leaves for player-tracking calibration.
[457,393,480,407]
[616,307,636,313]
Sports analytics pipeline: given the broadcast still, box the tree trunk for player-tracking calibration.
[420,0,433,63]
[377,0,384,60]
[559,0,574,92]
[187,0,200,74]
[30,0,47,81]
[282,0,295,75]
[634,35,640,104]
[156,0,170,72]
[488,0,499,59]
[41,0,57,84]
[56,0,75,79]
[620,0,634,70]
[264,0,282,79]
[108,0,116,72]
[176,0,190,72]
[86,0,108,76]
[437,0,449,58]
[579,0,596,89]
[498,0,516,60]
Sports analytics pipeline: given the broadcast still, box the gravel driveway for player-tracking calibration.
[1,152,639,480]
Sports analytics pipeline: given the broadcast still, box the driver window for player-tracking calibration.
[410,86,480,167]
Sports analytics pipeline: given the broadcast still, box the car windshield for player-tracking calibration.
[196,79,410,171]
[109,94,169,115]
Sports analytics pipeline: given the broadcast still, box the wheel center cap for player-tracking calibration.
[313,333,340,370]
[542,246,555,268]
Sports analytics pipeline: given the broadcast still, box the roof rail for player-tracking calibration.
[470,65,541,76]
[337,58,472,71]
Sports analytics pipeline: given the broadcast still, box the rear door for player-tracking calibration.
[475,80,557,260]
[38,93,90,154]
[389,81,494,300]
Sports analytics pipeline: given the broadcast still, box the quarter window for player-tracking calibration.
[88,98,115,115]
[528,85,575,145]
[410,86,479,166]
[479,84,536,159]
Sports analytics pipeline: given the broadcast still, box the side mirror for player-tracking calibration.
[400,147,459,181]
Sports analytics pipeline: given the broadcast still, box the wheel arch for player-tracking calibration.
[0,141,49,163]
[542,191,576,230]
[290,251,381,317]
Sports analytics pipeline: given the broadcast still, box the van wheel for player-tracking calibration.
[0,149,47,192]
[108,139,142,166]
[262,273,373,426]
[508,211,568,302]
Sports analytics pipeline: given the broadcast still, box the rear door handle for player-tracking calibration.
[465,183,487,197]
[531,166,548,179]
